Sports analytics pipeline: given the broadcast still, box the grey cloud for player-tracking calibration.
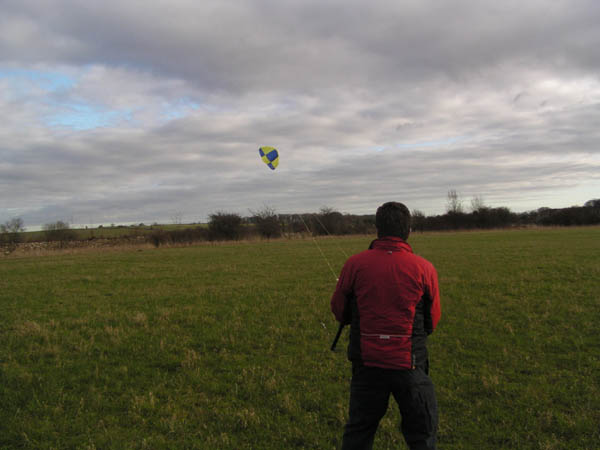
[1,1,599,227]
[3,1,600,92]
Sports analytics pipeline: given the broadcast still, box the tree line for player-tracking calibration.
[149,208,377,247]
[2,195,599,250]
[411,193,600,232]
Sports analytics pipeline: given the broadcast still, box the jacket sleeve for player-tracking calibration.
[423,264,441,334]
[331,260,354,324]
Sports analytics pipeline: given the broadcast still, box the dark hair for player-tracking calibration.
[375,202,411,240]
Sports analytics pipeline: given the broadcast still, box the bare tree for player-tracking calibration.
[1,217,25,252]
[446,190,463,214]
[1,217,25,233]
[470,195,487,213]
[171,212,183,225]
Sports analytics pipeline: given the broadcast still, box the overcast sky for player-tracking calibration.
[1,0,599,228]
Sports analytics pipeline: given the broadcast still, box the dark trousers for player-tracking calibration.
[341,365,438,450]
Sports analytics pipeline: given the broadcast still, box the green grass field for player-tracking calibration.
[1,228,599,449]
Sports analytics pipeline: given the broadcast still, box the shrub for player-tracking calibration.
[148,227,209,247]
[315,207,345,235]
[249,206,282,239]
[208,212,244,241]
[43,221,77,242]
[148,230,169,248]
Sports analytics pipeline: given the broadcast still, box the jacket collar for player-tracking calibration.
[368,236,413,253]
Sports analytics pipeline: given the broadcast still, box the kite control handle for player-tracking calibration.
[330,323,345,351]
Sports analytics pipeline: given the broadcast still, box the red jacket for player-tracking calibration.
[331,237,441,370]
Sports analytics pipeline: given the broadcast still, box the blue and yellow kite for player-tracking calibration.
[259,146,279,170]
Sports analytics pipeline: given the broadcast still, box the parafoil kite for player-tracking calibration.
[259,146,279,170]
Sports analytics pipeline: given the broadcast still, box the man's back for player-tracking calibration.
[331,237,441,370]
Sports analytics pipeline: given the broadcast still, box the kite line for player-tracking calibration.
[296,213,349,281]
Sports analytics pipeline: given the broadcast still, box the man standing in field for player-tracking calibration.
[331,202,441,450]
